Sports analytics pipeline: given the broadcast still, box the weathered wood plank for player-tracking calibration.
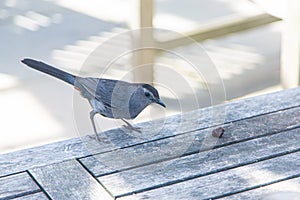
[0,137,91,178]
[0,173,40,199]
[98,128,300,197]
[29,159,113,200]
[80,106,300,177]
[1,87,300,177]
[220,177,300,200]
[119,151,300,200]
[13,192,49,200]
[79,86,300,153]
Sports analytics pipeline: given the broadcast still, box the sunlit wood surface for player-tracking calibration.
[1,87,300,199]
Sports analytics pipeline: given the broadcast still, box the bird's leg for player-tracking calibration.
[121,119,142,133]
[89,110,109,143]
[89,110,100,141]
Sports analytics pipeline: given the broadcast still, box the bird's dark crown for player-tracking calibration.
[142,84,160,99]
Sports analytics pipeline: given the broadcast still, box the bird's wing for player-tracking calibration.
[75,78,118,108]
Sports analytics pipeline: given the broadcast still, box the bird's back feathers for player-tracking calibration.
[22,58,163,120]
[75,77,151,119]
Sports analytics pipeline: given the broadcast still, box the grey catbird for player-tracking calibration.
[21,58,166,141]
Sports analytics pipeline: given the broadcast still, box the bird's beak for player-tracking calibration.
[155,99,166,108]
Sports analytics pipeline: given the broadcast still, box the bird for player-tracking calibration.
[21,58,166,141]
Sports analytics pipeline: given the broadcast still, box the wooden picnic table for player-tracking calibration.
[1,87,300,200]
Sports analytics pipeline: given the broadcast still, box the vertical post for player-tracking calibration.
[281,0,300,88]
[129,0,154,84]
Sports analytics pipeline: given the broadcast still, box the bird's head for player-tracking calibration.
[141,84,166,108]
[128,84,166,119]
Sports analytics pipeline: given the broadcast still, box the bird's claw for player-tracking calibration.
[87,134,110,143]
[122,125,142,133]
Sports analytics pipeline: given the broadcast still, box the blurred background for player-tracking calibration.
[0,0,298,154]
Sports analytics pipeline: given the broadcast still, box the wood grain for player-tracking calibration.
[119,151,300,200]
[98,127,300,197]
[80,106,300,177]
[1,87,300,178]
[0,173,40,199]
[13,192,49,200]
[220,177,300,200]
[29,159,113,200]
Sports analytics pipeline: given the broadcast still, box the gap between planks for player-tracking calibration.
[95,126,300,198]
[27,170,52,200]
[28,159,114,200]
[211,174,300,200]
[0,171,42,200]
[2,87,300,178]
[78,104,300,162]
[118,151,300,200]
[115,149,300,198]
[79,105,300,178]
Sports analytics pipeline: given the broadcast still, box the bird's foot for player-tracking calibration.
[122,124,142,133]
[87,134,110,143]
[121,119,142,133]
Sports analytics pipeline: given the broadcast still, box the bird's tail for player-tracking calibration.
[21,58,76,85]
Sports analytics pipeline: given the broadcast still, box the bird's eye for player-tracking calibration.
[145,91,150,97]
